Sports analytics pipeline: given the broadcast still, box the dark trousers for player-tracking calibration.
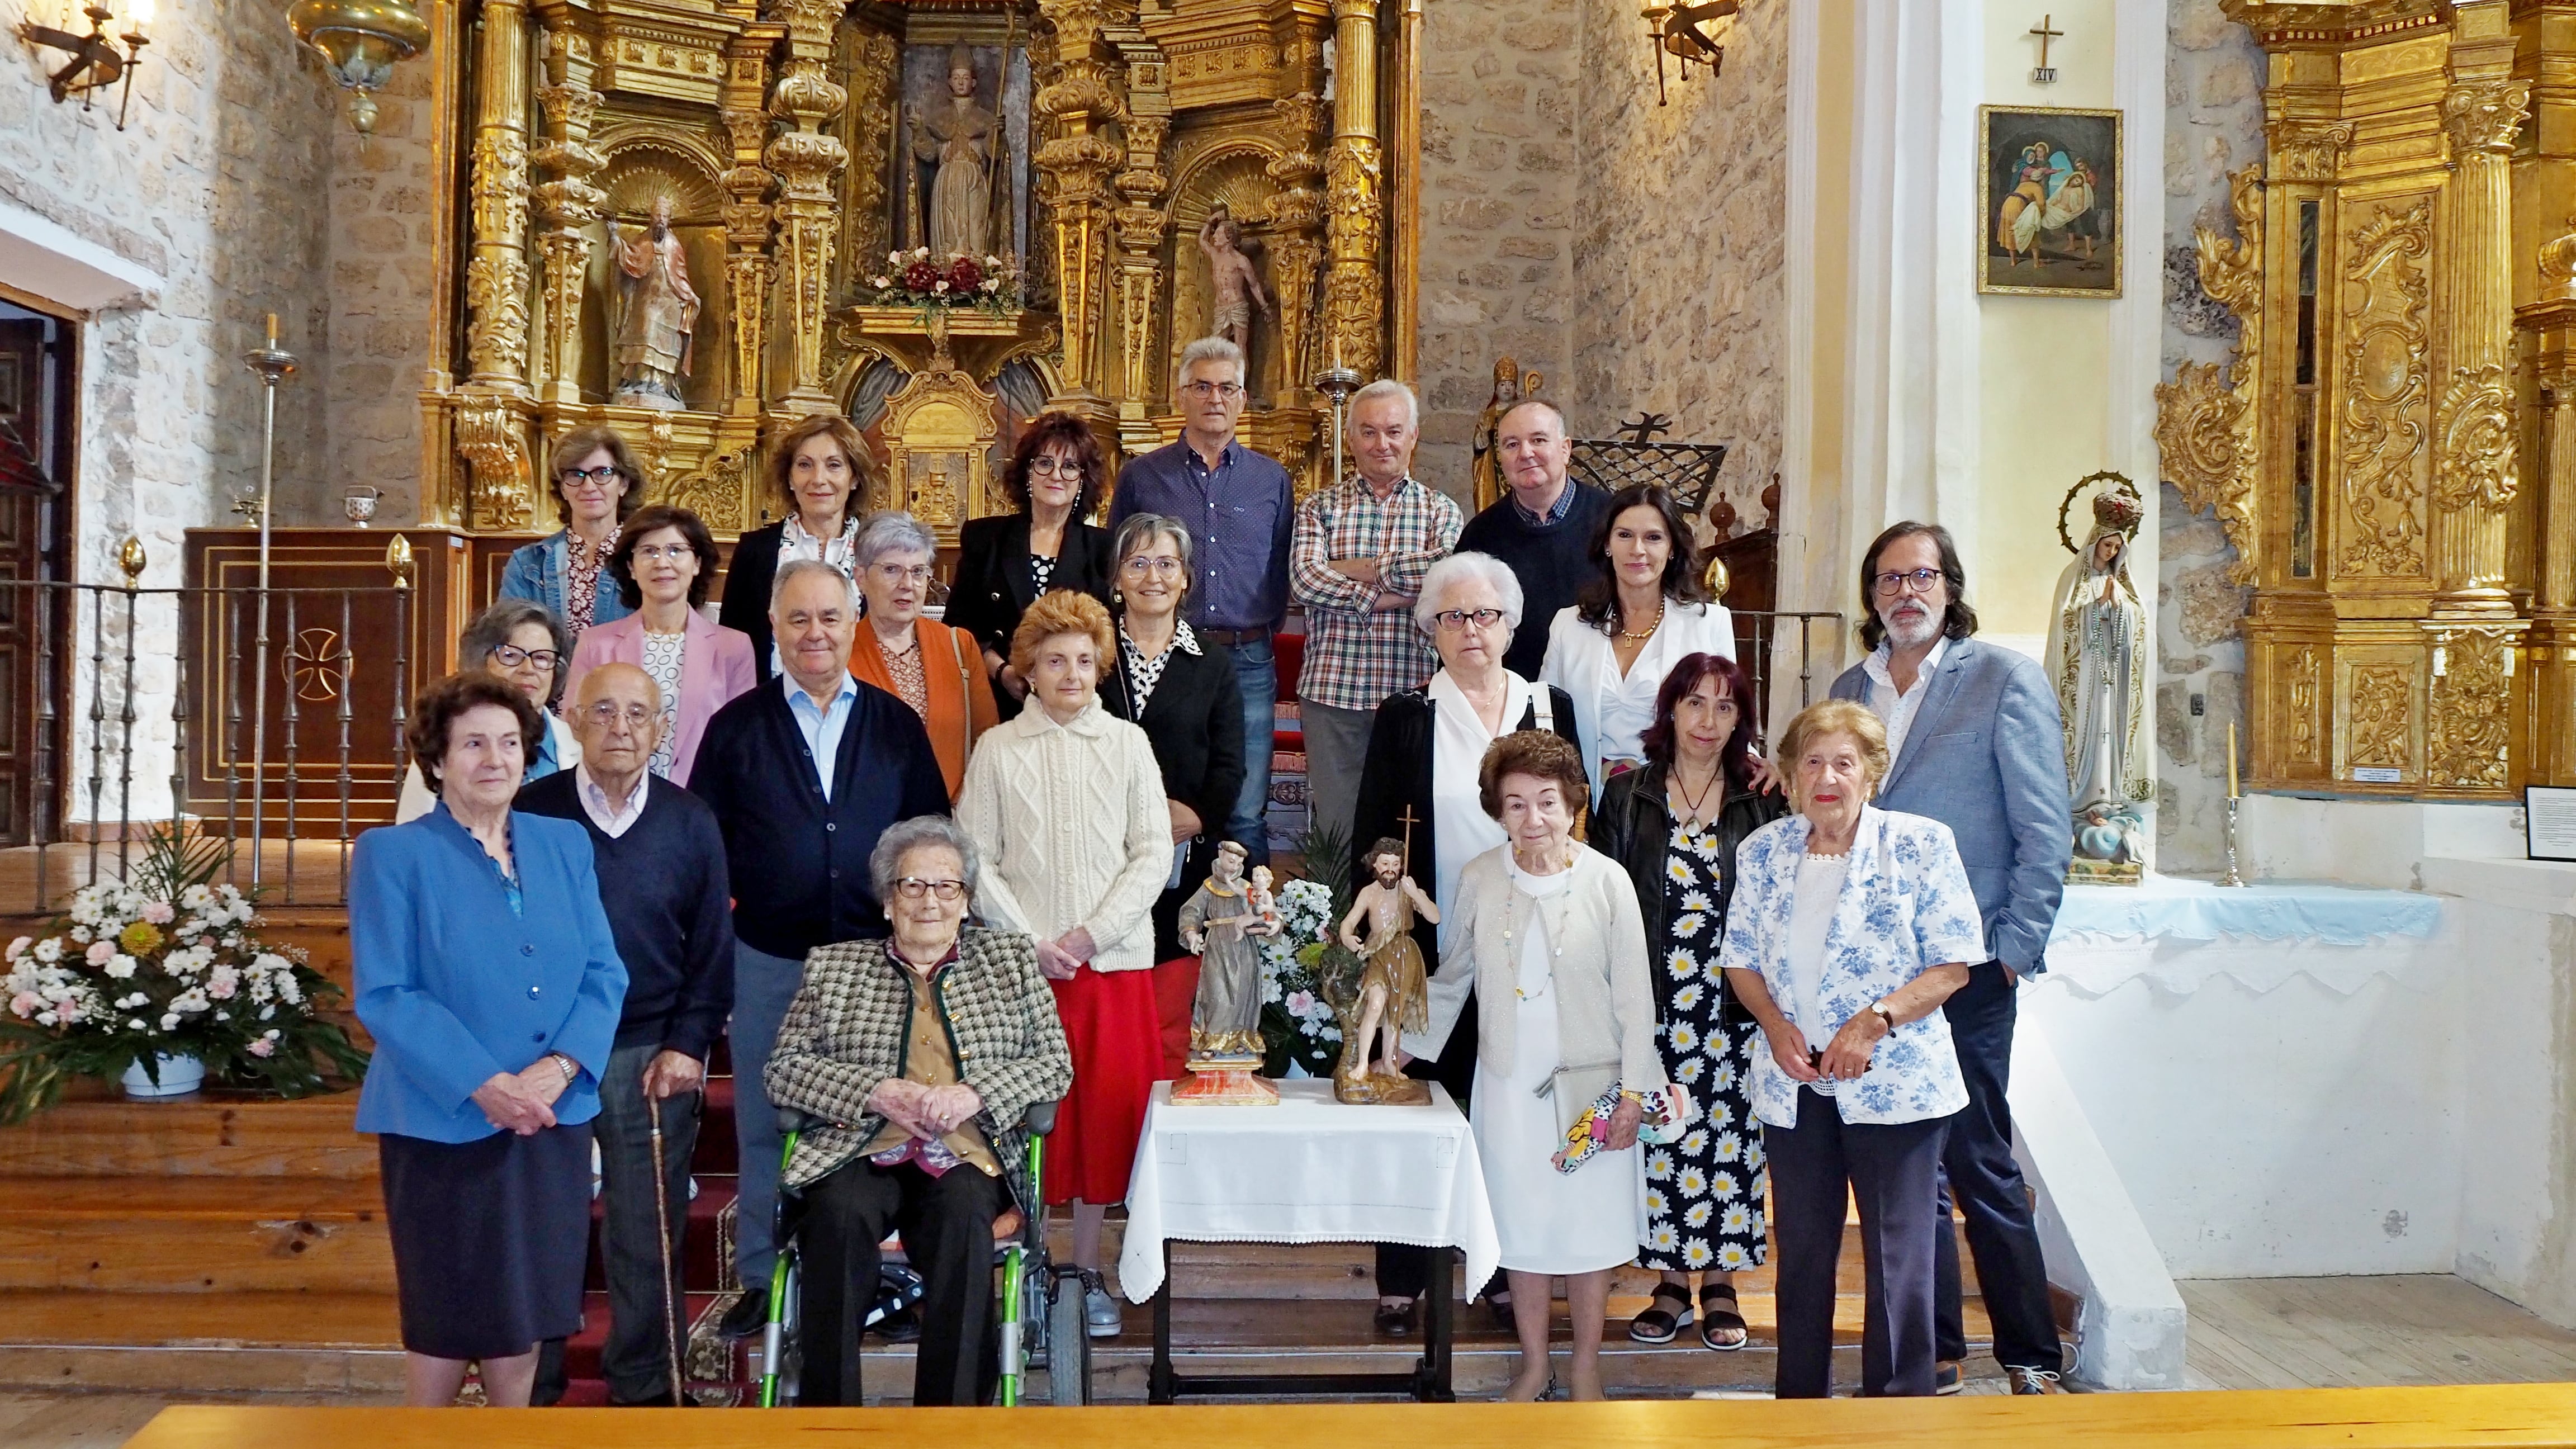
[532,1041,701,1405]
[798,1157,1005,1407]
[1767,1089,1948,1399]
[1376,987,1495,1300]
[1932,960,2064,1372]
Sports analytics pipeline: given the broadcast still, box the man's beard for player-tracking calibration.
[1881,602,1941,649]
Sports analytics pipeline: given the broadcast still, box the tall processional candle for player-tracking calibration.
[2227,721,2239,799]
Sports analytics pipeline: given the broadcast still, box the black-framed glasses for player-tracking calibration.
[561,466,624,488]
[1181,380,1244,400]
[1871,567,1945,597]
[1431,608,1507,632]
[490,644,562,670]
[894,877,968,901]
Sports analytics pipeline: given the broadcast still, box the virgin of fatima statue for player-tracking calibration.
[2044,484,2152,877]
[911,46,996,259]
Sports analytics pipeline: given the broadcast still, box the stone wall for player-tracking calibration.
[2155,0,2266,871]
[321,63,439,527]
[1570,0,1787,534]
[1414,0,1579,500]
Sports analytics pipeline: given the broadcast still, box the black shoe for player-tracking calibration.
[717,1286,770,1341]
[872,1302,923,1344]
[1934,1360,1963,1395]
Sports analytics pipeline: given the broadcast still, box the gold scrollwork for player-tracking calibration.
[2153,361,2256,584]
[2346,663,2414,773]
[664,450,750,532]
[2288,646,2321,765]
[2337,200,2433,577]
[2433,363,2517,512]
[454,394,536,532]
[2269,119,2352,183]
[2426,628,2515,789]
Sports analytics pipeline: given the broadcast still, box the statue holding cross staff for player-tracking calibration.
[1336,812,1441,1105]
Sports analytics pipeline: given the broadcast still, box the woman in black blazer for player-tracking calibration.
[718,411,872,685]
[949,411,1116,718]
[1098,513,1246,964]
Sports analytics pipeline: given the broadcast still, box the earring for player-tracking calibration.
[1111,588,1124,606]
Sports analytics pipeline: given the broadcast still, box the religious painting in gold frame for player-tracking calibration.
[1977,105,2122,297]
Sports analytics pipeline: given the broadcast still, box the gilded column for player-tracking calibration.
[1107,30,1169,452]
[1323,0,1384,385]
[722,31,779,423]
[457,0,536,530]
[2517,239,2576,785]
[1267,92,1329,409]
[2428,72,2528,612]
[764,0,848,413]
[1036,0,1125,407]
[530,18,606,407]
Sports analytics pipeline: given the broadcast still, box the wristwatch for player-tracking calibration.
[547,1052,577,1086]
[1867,1000,1897,1034]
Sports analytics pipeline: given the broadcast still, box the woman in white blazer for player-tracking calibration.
[1541,483,1736,803]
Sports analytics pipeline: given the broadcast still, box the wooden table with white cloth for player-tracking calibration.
[1117,1078,1502,1402]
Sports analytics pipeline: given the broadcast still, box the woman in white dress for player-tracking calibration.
[1542,482,1735,804]
[1443,729,1665,1401]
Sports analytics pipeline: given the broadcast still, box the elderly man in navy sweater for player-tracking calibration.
[689,558,950,1338]
[519,661,735,1405]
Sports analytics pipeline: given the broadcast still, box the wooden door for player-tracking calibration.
[0,307,76,845]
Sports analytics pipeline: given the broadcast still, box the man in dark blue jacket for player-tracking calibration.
[688,560,949,1337]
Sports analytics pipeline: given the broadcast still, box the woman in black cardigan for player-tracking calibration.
[1590,650,1786,1352]
[949,412,1116,719]
[1348,551,1581,1336]
[719,412,871,685]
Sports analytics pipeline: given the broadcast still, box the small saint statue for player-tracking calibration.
[2045,482,2153,882]
[1171,841,1282,1105]
[608,195,700,410]
[1471,356,1543,513]
[1198,202,1272,361]
[911,46,997,258]
[1335,836,1438,1105]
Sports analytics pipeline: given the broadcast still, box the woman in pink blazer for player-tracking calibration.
[565,504,757,787]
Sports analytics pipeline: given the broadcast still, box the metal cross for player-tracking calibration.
[1617,412,1674,444]
[2029,14,2062,83]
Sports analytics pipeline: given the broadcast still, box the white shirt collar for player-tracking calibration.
[1862,635,1948,695]
[782,670,858,714]
[574,764,650,839]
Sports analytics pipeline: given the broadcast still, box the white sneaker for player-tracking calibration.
[1083,1284,1123,1338]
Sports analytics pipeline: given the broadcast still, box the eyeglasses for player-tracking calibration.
[872,563,933,584]
[1431,608,1507,632]
[894,877,968,901]
[1181,380,1244,400]
[1871,568,1946,597]
[1121,556,1185,579]
[584,702,656,728]
[633,543,694,562]
[1029,457,1083,478]
[561,466,624,489]
[490,645,562,670]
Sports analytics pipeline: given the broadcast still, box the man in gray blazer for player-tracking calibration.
[1831,521,2071,1395]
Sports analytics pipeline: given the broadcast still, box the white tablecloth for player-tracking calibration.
[1116,1078,1501,1303]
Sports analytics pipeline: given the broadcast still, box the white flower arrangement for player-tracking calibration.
[1256,877,1346,1076]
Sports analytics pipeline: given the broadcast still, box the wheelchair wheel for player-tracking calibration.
[1044,1270,1092,1406]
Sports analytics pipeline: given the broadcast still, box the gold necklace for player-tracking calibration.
[1617,599,1665,641]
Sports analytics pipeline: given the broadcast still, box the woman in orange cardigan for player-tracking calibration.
[848,510,1000,800]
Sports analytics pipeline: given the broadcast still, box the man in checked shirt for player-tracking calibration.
[1290,378,1464,842]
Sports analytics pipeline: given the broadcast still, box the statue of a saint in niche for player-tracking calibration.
[911,46,997,258]
[608,195,700,410]
[1198,202,1272,360]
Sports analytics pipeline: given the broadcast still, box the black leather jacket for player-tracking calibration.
[1591,761,1787,1026]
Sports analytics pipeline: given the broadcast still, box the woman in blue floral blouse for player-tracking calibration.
[1718,698,1983,1400]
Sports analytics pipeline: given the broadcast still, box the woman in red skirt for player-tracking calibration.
[958,590,1173,1339]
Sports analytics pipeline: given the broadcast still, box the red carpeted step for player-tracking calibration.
[581,1180,737,1291]
[559,1289,723,1387]
[695,1077,739,1175]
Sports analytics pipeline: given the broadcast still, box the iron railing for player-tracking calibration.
[1730,608,1847,737]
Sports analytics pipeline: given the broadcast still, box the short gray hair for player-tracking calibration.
[770,556,861,614]
[868,815,981,906]
[853,509,938,570]
[1351,378,1419,428]
[1112,512,1193,575]
[1175,335,1246,396]
[1414,550,1524,636]
[460,599,574,708]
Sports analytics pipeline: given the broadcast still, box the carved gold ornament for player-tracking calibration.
[2425,628,2515,789]
[2336,200,2433,578]
[2433,363,2517,513]
[2345,664,2414,773]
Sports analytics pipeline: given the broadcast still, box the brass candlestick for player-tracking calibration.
[2220,721,2246,888]
[243,314,297,887]
[1313,351,1363,490]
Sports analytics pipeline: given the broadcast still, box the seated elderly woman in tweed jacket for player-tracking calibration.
[764,815,1073,1408]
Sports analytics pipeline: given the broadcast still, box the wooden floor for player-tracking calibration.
[4,1275,2574,1447]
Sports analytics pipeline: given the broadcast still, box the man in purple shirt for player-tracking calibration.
[1111,336,1295,864]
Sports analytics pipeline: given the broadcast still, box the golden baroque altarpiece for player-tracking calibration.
[413,0,1422,547]
[2155,0,2576,799]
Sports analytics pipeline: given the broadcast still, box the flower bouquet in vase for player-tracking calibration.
[0,824,369,1123]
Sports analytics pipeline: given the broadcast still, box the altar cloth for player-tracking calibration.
[1117,1078,1500,1303]
[2047,874,2444,946]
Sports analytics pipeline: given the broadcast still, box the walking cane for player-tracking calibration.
[648,1091,686,1407]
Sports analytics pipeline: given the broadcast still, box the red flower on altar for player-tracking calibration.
[946,255,984,293]
[902,259,943,292]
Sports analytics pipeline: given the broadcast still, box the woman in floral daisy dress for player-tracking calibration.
[1593,651,1786,1349]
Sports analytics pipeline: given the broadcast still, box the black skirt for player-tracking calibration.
[378,1123,594,1360]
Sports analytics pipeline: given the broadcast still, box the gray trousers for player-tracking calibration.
[1766,1088,1950,1399]
[731,941,806,1287]
[1298,699,1376,849]
[595,1038,702,1403]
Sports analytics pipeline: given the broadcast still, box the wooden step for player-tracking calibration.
[0,1094,371,1178]
[0,1290,404,1394]
[0,1177,391,1293]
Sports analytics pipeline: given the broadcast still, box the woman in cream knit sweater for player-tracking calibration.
[959,589,1171,1338]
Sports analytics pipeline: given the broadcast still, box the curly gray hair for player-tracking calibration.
[853,509,939,571]
[459,599,574,708]
[1413,550,1524,637]
[868,815,982,908]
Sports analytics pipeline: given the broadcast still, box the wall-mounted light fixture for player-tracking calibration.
[15,0,152,131]
[286,0,429,138]
[1641,1,1737,105]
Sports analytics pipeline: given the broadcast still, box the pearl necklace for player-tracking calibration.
[1502,848,1575,1000]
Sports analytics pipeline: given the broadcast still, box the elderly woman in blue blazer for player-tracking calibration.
[1719,698,1983,1402]
[352,670,628,1408]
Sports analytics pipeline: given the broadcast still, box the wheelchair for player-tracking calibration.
[757,1100,1092,1407]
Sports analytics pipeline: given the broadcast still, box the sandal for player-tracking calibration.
[1699,1282,1749,1351]
[1627,1282,1694,1344]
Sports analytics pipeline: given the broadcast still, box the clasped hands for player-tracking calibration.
[473,1059,571,1136]
[1036,925,1096,981]
[1762,1009,1890,1086]
[869,1078,983,1140]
